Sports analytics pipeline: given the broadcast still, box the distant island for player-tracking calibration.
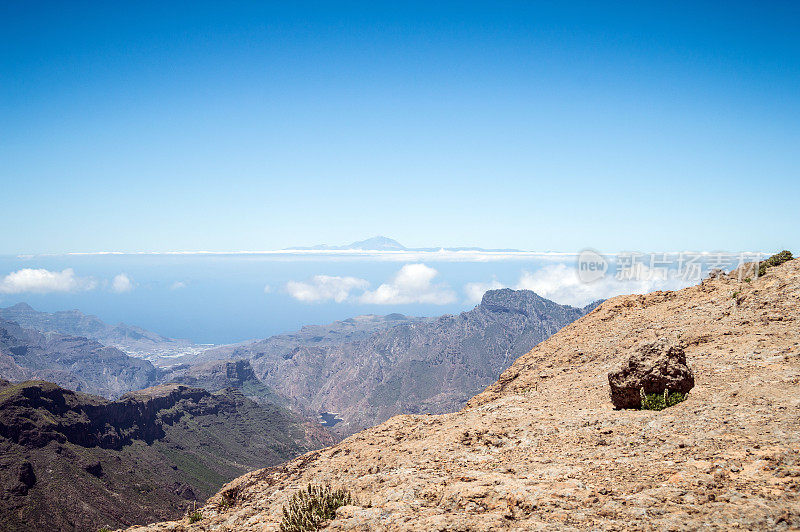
[286,235,522,253]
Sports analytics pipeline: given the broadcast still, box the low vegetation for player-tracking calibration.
[279,483,355,532]
[640,389,688,411]
[758,250,793,277]
[188,510,203,523]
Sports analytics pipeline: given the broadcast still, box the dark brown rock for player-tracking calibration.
[9,461,36,495]
[17,461,35,488]
[83,460,103,477]
[608,338,695,409]
[175,484,197,500]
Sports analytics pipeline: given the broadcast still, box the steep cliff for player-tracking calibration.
[165,359,289,408]
[0,381,334,532]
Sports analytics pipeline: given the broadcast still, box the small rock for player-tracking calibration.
[18,462,36,489]
[335,504,362,519]
[83,460,103,477]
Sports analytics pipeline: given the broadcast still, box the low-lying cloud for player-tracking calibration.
[464,278,504,303]
[285,264,456,305]
[111,273,134,293]
[515,264,690,307]
[463,264,693,307]
[359,264,456,305]
[0,268,96,294]
[286,275,369,303]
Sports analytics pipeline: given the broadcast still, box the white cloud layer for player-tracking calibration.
[0,268,96,294]
[360,264,456,305]
[170,281,187,290]
[286,261,692,308]
[111,273,134,293]
[286,275,369,303]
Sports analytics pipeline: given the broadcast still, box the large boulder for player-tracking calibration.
[608,338,694,409]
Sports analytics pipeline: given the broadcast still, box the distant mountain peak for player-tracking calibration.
[286,236,407,251]
[480,287,546,306]
[347,236,406,250]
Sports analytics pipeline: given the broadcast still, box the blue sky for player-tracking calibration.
[2,1,799,255]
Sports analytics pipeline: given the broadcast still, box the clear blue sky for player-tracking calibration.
[2,1,798,255]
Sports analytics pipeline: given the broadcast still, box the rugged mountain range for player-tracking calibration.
[1,289,598,436]
[0,303,198,362]
[0,317,159,398]
[0,379,334,532]
[203,289,599,436]
[130,258,800,531]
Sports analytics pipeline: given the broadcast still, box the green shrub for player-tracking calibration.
[758,250,793,277]
[640,388,688,411]
[98,527,112,532]
[279,483,355,532]
[188,511,202,524]
[665,391,688,408]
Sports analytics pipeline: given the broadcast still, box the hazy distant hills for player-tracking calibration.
[0,303,196,361]
[203,312,433,361]
[0,379,334,531]
[205,289,600,436]
[286,235,522,252]
[0,317,159,398]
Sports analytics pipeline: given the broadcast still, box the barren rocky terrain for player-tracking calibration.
[129,259,800,531]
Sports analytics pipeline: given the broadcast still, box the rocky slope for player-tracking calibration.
[210,290,596,436]
[0,380,334,532]
[0,317,159,398]
[129,258,800,531]
[0,303,200,363]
